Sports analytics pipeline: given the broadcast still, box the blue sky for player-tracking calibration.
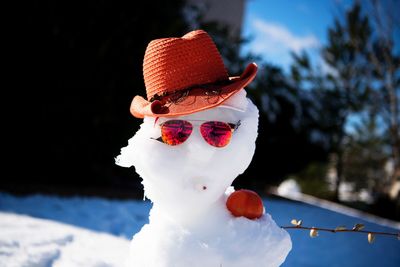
[242,0,365,132]
[242,0,353,71]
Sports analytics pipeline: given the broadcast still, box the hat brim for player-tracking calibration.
[130,63,258,118]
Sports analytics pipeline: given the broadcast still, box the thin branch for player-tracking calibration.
[281,225,399,237]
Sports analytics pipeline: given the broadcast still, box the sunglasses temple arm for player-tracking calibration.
[235,120,241,130]
[229,120,241,131]
[150,136,164,143]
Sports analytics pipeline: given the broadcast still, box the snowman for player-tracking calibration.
[116,30,291,267]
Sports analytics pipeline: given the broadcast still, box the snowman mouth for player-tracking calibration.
[195,183,208,191]
[192,177,209,192]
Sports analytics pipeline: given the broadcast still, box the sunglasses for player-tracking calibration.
[152,119,241,147]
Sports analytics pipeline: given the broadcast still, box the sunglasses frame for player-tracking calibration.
[151,119,241,147]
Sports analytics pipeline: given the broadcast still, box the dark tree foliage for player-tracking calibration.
[8,1,188,196]
[242,64,329,189]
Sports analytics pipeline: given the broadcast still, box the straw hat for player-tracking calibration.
[130,30,258,118]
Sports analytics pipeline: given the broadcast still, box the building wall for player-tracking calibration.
[188,0,246,37]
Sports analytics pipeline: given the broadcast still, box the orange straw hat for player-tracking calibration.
[130,30,258,118]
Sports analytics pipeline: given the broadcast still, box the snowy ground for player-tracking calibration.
[0,212,129,267]
[0,192,399,266]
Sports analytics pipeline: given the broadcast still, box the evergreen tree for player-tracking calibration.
[290,1,399,206]
[291,3,373,201]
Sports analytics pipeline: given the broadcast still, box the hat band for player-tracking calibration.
[149,79,233,103]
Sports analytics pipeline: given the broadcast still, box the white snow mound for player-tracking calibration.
[117,90,292,267]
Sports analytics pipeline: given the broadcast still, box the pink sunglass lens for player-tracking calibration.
[200,121,232,147]
[161,120,193,146]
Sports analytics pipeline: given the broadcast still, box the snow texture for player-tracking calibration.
[1,193,399,266]
[116,90,292,267]
[0,212,129,267]
[0,193,151,238]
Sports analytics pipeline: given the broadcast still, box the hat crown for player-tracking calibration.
[143,30,229,100]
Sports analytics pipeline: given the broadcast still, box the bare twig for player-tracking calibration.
[281,225,399,237]
[281,220,400,243]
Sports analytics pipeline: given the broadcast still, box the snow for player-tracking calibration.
[116,90,260,222]
[0,193,151,238]
[116,90,292,266]
[0,211,129,267]
[277,179,301,198]
[1,192,399,266]
[126,188,291,267]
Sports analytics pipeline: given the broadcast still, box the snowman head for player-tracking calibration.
[117,90,258,222]
[116,30,259,223]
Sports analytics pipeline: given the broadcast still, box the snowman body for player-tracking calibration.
[117,91,291,267]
